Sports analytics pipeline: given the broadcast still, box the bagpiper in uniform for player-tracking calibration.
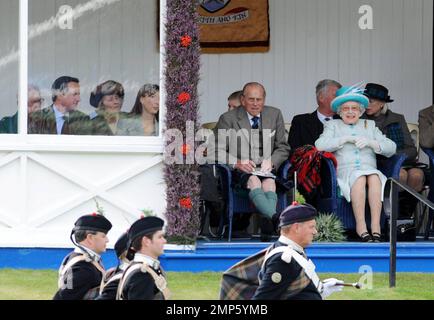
[96,232,130,300]
[252,202,344,300]
[53,213,112,300]
[117,216,170,300]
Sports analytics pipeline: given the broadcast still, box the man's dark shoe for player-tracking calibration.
[260,217,274,242]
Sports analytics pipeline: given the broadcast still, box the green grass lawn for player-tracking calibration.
[0,269,433,300]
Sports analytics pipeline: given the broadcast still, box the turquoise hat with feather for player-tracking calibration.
[331,83,369,112]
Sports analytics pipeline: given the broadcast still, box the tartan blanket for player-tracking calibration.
[220,246,272,300]
[289,145,337,198]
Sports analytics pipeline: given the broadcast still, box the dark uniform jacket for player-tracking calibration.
[29,105,91,135]
[252,237,322,300]
[96,264,129,300]
[118,254,168,300]
[53,250,105,300]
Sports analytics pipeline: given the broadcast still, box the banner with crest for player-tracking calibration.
[198,0,270,53]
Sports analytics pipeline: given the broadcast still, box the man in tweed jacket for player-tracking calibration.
[209,82,290,239]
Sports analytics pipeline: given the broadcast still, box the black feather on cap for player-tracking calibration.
[278,202,318,228]
[126,216,164,260]
[72,213,112,234]
[114,232,129,258]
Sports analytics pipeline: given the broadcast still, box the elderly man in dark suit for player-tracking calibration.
[288,79,342,150]
[29,76,90,135]
[209,82,290,240]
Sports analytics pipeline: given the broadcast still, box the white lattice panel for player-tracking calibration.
[0,151,165,248]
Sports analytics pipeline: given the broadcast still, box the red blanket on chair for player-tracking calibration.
[289,145,337,196]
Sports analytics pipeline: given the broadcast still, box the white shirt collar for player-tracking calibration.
[74,246,101,262]
[133,253,160,269]
[53,104,67,119]
[278,235,305,254]
[316,110,333,124]
[247,112,261,121]
[247,112,261,128]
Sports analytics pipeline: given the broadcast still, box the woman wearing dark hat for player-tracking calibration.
[116,216,170,300]
[128,84,160,136]
[364,83,425,217]
[96,232,130,300]
[53,213,112,300]
[89,80,133,136]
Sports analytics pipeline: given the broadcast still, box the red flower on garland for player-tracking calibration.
[177,92,191,105]
[180,35,192,47]
[180,144,191,156]
[179,197,192,209]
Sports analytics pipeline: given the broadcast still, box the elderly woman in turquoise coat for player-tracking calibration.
[315,85,396,242]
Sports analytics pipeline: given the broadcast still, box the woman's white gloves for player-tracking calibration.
[339,136,357,147]
[354,137,381,152]
[338,136,381,153]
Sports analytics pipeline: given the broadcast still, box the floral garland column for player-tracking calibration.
[164,0,201,244]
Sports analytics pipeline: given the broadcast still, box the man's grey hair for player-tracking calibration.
[242,82,267,98]
[28,84,40,92]
[316,79,342,99]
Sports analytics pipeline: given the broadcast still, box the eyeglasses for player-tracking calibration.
[28,98,44,105]
[340,105,361,113]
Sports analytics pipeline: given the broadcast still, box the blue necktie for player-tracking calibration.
[325,117,331,122]
[251,116,260,129]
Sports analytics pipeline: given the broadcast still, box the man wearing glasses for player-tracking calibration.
[0,84,43,134]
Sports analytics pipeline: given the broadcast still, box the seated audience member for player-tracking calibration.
[316,85,396,242]
[89,80,131,136]
[227,90,243,111]
[128,84,160,136]
[208,82,290,241]
[0,84,43,134]
[288,79,342,150]
[288,79,342,205]
[364,83,425,217]
[419,104,434,150]
[29,76,90,135]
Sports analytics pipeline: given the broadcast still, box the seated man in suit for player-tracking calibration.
[29,76,90,135]
[419,104,434,150]
[288,79,342,150]
[0,84,43,134]
[288,79,342,205]
[209,82,290,240]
